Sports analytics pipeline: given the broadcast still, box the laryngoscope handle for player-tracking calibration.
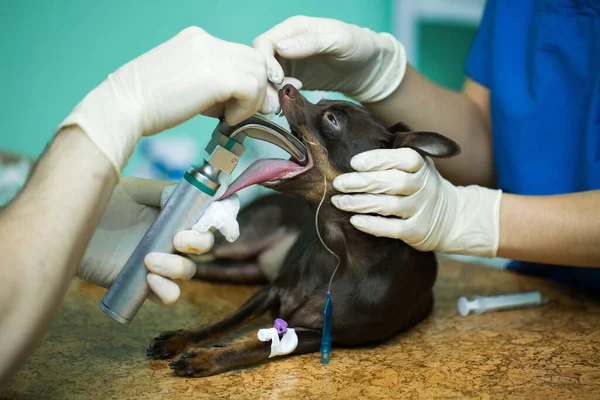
[99,166,221,324]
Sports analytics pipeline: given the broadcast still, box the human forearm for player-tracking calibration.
[498,191,600,267]
[0,127,116,387]
[365,65,495,187]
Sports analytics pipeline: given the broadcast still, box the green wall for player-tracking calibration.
[417,20,478,91]
[0,0,391,173]
[0,1,477,173]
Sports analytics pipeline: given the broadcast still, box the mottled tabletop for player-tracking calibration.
[3,257,600,399]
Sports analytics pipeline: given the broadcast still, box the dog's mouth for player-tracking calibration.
[218,126,313,200]
[218,84,318,200]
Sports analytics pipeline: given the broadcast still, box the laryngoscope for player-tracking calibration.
[99,114,307,324]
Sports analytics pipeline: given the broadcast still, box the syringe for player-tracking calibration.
[457,291,549,317]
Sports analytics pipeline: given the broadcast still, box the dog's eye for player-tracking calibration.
[324,112,338,127]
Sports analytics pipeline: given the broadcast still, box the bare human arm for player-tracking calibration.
[0,127,117,387]
[498,191,600,267]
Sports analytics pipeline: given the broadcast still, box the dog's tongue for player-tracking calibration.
[219,159,302,199]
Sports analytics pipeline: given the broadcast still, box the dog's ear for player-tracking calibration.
[387,124,461,158]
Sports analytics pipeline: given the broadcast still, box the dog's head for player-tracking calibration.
[263,85,460,201]
[221,85,460,204]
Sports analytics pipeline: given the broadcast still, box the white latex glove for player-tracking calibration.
[331,148,503,258]
[59,26,272,177]
[253,16,407,105]
[81,177,214,306]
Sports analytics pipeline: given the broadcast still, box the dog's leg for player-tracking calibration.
[168,329,322,377]
[147,286,278,359]
[194,260,267,284]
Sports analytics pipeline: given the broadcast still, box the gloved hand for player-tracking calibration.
[331,148,503,258]
[59,26,272,177]
[80,177,215,306]
[253,16,407,105]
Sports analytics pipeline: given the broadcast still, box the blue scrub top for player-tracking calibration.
[464,0,600,290]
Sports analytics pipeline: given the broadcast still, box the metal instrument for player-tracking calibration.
[99,114,306,324]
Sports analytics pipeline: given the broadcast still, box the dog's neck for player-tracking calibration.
[278,167,399,269]
[303,190,393,270]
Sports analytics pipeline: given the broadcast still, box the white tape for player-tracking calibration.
[192,195,240,242]
[257,327,298,358]
[159,179,241,243]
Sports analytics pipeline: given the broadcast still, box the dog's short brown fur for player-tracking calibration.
[147,85,460,377]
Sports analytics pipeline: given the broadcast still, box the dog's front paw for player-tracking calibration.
[146,330,189,359]
[168,347,221,377]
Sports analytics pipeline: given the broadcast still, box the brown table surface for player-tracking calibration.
[3,257,600,399]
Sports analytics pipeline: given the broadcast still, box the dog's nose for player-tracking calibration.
[282,84,297,99]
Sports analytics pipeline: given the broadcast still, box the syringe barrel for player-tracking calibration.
[474,291,543,314]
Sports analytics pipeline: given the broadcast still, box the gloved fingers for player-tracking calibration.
[160,184,177,208]
[121,177,175,207]
[223,72,268,125]
[146,273,180,307]
[349,148,424,173]
[77,258,116,290]
[253,21,298,85]
[348,215,402,239]
[266,84,281,114]
[266,78,303,113]
[144,252,197,280]
[253,16,329,85]
[331,194,416,218]
[200,102,226,119]
[265,55,286,87]
[351,214,430,248]
[258,70,291,114]
[280,77,303,90]
[173,230,214,255]
[348,215,426,245]
[332,169,422,196]
[178,25,208,39]
[253,18,302,56]
[259,91,274,116]
[274,32,341,58]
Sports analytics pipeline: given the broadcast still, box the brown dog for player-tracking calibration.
[147,85,460,377]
